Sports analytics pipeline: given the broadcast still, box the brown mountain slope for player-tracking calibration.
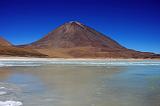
[22,21,159,58]
[0,37,12,46]
[0,37,47,57]
[0,46,48,57]
[27,21,125,50]
[33,47,159,58]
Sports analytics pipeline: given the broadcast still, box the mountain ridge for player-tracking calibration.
[0,21,160,58]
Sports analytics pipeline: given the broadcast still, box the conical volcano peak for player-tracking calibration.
[28,21,126,49]
[21,22,160,58]
[60,21,86,33]
[69,21,82,24]
[66,21,85,27]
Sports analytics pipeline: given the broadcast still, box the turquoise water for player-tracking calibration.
[0,60,160,106]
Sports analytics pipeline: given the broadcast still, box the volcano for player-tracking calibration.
[21,21,159,58]
[28,21,125,50]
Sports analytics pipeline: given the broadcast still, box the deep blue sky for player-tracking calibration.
[0,0,160,53]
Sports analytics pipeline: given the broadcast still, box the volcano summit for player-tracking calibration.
[18,21,158,58]
[27,21,125,49]
[0,21,159,58]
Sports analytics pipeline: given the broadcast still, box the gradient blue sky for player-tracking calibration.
[0,0,160,53]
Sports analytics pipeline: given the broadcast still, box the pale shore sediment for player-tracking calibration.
[0,56,159,61]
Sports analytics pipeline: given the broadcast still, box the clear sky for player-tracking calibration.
[0,0,160,53]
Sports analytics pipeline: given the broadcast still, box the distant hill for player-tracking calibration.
[1,22,160,58]
[0,37,47,57]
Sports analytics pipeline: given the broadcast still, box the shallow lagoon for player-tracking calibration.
[0,60,160,106]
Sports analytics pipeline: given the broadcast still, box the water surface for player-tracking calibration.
[0,60,160,106]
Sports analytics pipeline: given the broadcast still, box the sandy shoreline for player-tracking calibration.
[0,56,160,67]
[0,56,159,61]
